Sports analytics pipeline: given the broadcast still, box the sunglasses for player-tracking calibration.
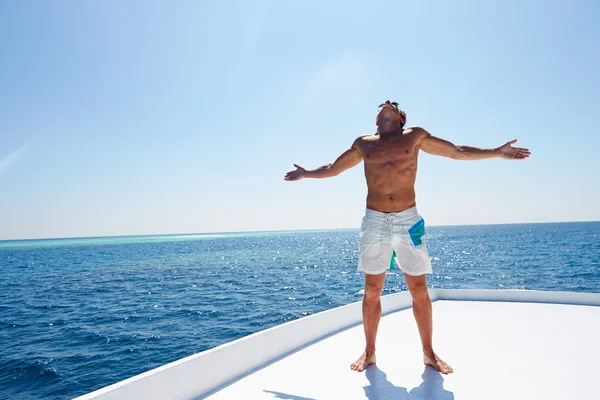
[378,102,399,109]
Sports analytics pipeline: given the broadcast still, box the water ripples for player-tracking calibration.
[0,222,598,399]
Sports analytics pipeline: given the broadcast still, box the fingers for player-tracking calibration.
[512,151,530,160]
[285,165,298,179]
[294,164,302,169]
[503,147,531,160]
[284,170,300,181]
[505,141,531,160]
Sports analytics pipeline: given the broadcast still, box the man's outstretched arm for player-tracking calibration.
[284,137,364,181]
[415,127,531,160]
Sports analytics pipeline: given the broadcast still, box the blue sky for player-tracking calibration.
[1,0,599,240]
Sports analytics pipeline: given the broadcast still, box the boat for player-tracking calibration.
[75,289,600,399]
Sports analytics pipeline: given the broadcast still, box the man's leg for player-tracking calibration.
[350,272,386,372]
[405,273,453,374]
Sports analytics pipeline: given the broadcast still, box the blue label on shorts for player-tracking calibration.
[389,249,397,269]
[408,219,425,246]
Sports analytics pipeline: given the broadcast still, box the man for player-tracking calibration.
[284,100,530,374]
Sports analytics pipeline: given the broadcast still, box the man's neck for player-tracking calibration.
[377,127,403,137]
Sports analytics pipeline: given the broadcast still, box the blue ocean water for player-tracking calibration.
[0,222,598,399]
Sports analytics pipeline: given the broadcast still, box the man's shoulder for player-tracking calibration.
[357,133,376,139]
[353,133,376,145]
[404,126,432,145]
[404,126,430,137]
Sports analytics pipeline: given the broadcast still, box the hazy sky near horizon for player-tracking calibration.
[1,0,599,240]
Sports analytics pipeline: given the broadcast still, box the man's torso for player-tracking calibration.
[355,127,425,213]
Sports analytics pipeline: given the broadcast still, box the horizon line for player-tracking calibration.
[1,219,598,243]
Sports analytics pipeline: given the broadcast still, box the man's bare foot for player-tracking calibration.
[424,352,453,374]
[350,350,376,372]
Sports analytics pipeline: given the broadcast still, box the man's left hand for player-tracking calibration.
[497,140,531,160]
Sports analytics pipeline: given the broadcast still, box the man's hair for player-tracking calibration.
[398,109,407,129]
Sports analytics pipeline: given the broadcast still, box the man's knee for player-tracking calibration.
[407,277,430,302]
[364,278,384,301]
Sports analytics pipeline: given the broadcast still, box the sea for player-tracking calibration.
[0,222,598,399]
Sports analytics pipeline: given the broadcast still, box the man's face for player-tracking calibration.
[377,100,402,131]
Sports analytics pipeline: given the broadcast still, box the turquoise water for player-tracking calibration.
[0,222,598,399]
[0,230,310,249]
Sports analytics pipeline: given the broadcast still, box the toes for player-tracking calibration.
[350,361,367,372]
[439,363,453,374]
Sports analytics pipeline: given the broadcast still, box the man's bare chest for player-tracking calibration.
[360,138,418,166]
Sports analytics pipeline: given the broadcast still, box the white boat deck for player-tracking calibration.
[206,300,599,400]
[76,290,600,400]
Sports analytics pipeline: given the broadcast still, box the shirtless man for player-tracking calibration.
[284,100,530,374]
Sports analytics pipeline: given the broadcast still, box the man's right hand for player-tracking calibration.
[284,164,306,181]
[284,139,364,181]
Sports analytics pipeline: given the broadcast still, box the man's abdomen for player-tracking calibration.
[366,187,417,213]
[363,162,418,213]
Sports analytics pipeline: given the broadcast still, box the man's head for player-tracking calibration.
[376,100,406,133]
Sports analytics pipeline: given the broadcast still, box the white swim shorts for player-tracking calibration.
[357,207,432,276]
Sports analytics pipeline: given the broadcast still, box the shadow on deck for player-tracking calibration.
[262,365,454,400]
